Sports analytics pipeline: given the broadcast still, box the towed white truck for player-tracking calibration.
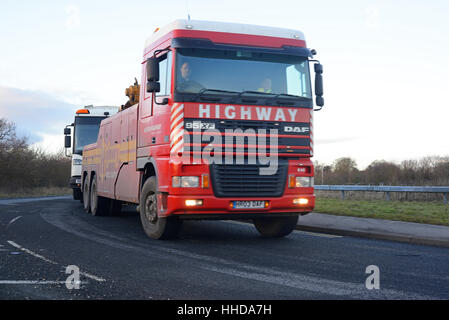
[64,105,119,200]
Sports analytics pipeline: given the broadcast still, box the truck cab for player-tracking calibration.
[64,106,119,200]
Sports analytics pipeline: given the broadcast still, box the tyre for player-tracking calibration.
[73,188,82,201]
[253,215,299,238]
[90,175,110,216]
[83,178,91,213]
[108,199,122,216]
[139,176,182,239]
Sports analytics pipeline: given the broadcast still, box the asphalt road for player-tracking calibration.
[0,198,448,300]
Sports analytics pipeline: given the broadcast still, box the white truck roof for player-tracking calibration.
[145,19,305,49]
[76,105,119,117]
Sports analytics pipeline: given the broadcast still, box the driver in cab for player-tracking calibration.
[176,62,204,93]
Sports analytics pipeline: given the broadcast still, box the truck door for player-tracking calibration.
[138,57,153,149]
[152,51,172,146]
[138,51,172,148]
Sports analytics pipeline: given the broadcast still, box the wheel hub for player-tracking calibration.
[145,194,157,223]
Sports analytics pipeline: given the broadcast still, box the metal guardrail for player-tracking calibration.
[315,185,449,203]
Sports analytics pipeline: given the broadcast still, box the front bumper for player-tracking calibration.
[163,194,315,218]
[69,176,82,189]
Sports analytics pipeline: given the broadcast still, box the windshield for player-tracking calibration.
[175,48,312,101]
[74,116,104,154]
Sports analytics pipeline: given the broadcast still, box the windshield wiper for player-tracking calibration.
[273,93,311,100]
[238,90,277,98]
[194,88,240,101]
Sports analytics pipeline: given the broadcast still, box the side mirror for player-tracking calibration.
[64,135,71,148]
[146,57,159,82]
[147,81,160,93]
[314,63,324,107]
[146,57,161,93]
[64,128,70,135]
[146,57,159,81]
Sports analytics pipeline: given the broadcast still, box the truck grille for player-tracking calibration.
[210,161,288,198]
[184,118,311,156]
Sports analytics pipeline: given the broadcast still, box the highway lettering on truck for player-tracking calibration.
[81,19,324,239]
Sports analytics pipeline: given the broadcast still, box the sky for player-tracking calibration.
[0,0,448,168]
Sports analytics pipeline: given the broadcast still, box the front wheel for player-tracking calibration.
[73,188,82,201]
[139,177,182,240]
[253,215,299,238]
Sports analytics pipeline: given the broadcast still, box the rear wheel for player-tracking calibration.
[253,215,299,238]
[83,178,91,213]
[139,177,182,239]
[90,176,109,216]
[108,199,122,216]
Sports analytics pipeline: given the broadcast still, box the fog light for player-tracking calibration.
[294,198,309,205]
[185,199,203,207]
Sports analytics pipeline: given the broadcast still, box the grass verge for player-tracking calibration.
[0,187,72,199]
[315,198,449,226]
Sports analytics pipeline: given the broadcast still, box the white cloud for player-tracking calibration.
[0,86,76,143]
[32,132,65,154]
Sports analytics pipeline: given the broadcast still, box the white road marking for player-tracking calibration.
[7,216,23,228]
[79,272,106,282]
[6,240,106,282]
[7,240,58,265]
[0,281,88,285]
[201,264,434,299]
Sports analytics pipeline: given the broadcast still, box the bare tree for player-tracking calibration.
[365,160,401,185]
[0,118,70,193]
[332,157,359,184]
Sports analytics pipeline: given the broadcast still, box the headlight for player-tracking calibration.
[172,176,199,188]
[73,159,82,165]
[295,177,314,187]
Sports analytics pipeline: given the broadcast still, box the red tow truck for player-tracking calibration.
[82,19,324,239]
